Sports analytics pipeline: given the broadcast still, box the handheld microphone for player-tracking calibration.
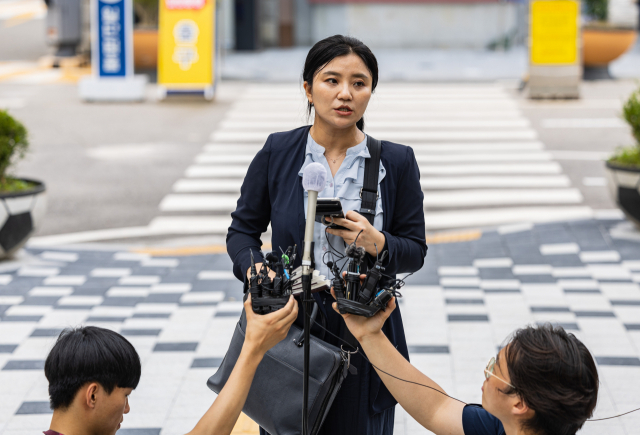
[301,162,327,272]
[301,161,326,435]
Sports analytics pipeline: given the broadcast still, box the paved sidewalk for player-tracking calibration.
[220,43,640,82]
[1,216,640,434]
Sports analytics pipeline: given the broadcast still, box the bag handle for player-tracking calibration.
[360,135,381,226]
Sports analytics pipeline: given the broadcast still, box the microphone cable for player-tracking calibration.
[303,310,640,421]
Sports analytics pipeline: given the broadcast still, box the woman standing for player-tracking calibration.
[227,35,427,435]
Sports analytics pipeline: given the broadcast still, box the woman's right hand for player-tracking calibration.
[246,263,276,281]
[243,294,298,357]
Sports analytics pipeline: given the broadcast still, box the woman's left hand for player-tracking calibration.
[326,210,386,256]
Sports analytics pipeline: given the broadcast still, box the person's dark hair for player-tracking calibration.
[303,35,379,131]
[503,324,599,435]
[44,326,141,410]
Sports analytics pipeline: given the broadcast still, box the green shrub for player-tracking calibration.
[609,89,640,168]
[0,110,29,190]
[585,0,608,21]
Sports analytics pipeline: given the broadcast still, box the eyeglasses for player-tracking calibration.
[484,356,515,389]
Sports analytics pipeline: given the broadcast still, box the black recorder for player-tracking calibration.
[330,241,404,318]
[315,198,348,231]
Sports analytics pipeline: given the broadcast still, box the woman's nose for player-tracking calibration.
[337,83,352,100]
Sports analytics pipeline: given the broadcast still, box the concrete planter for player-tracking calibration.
[606,162,640,227]
[133,29,158,69]
[0,179,46,258]
[583,26,637,79]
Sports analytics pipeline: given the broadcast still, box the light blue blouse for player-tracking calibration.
[298,133,386,280]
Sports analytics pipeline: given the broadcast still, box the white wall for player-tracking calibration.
[311,3,520,49]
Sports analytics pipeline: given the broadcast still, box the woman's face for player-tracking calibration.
[304,53,373,131]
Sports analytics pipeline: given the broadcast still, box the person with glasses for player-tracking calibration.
[332,294,599,435]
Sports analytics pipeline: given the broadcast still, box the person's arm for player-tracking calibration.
[332,292,464,435]
[186,295,298,435]
[227,135,273,283]
[382,146,427,274]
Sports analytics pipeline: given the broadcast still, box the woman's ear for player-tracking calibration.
[303,81,312,104]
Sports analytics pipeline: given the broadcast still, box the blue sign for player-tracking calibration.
[97,0,126,77]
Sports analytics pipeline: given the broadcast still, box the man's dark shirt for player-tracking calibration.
[462,404,506,435]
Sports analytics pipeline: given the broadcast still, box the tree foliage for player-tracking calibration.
[0,110,29,185]
[585,0,608,21]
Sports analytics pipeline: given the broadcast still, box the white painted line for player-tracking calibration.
[28,287,74,296]
[583,177,607,187]
[221,119,531,130]
[622,261,640,271]
[212,130,537,142]
[440,277,481,287]
[0,98,26,109]
[114,252,151,261]
[551,268,590,278]
[539,243,580,255]
[29,226,158,246]
[473,258,513,268]
[180,292,225,303]
[40,251,79,262]
[119,276,161,285]
[556,279,598,289]
[497,223,534,234]
[18,267,59,277]
[579,251,621,263]
[233,100,519,110]
[159,194,238,212]
[541,118,626,128]
[58,296,104,306]
[195,154,254,164]
[90,268,131,278]
[438,267,478,276]
[424,206,593,230]
[5,305,50,315]
[141,258,179,268]
[594,209,624,220]
[548,151,609,161]
[421,176,571,189]
[224,110,524,120]
[185,165,247,178]
[480,280,520,289]
[587,265,632,280]
[416,153,552,163]
[151,283,192,293]
[173,179,243,193]
[148,216,233,233]
[203,144,262,153]
[198,271,236,280]
[424,189,583,207]
[106,287,150,297]
[43,275,86,286]
[0,296,24,305]
[512,265,553,275]
[0,274,13,285]
[421,163,562,175]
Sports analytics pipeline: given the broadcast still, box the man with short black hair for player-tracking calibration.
[44,295,297,435]
[333,294,599,435]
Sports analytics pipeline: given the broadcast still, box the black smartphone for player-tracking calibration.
[315,198,347,230]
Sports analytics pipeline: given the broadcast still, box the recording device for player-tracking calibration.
[330,241,403,318]
[315,198,347,230]
[247,247,331,314]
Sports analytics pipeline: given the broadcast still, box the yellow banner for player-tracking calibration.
[158,0,214,88]
[530,0,579,65]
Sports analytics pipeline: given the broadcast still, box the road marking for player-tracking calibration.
[159,194,239,212]
[541,118,627,128]
[583,177,608,187]
[420,163,562,174]
[221,119,532,130]
[423,189,583,207]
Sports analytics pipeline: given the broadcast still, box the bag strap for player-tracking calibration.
[360,135,381,226]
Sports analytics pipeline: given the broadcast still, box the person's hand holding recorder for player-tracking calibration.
[243,294,298,356]
[326,210,386,256]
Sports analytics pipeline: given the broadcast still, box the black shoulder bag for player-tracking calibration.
[206,135,383,435]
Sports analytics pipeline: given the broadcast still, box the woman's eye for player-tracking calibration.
[355,81,365,87]
[326,78,337,84]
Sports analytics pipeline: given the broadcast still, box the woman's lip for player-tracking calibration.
[334,109,353,116]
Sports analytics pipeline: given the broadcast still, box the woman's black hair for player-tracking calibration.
[45,326,141,410]
[303,35,379,131]
[503,323,599,435]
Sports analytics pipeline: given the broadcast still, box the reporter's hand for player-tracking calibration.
[326,210,385,256]
[243,294,298,356]
[330,283,396,343]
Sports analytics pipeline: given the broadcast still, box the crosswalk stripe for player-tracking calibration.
[202,142,546,154]
[211,130,538,142]
[220,120,531,130]
[232,100,520,110]
[224,111,525,120]
[424,206,594,230]
[194,152,555,165]
[172,175,573,193]
[159,194,239,212]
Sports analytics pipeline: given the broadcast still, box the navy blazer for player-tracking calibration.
[227,125,427,412]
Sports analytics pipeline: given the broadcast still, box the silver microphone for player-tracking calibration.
[301,162,327,272]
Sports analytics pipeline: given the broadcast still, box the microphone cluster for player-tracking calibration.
[331,241,402,318]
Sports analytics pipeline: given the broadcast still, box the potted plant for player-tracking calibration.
[0,110,46,259]
[582,0,638,79]
[606,88,640,227]
[133,0,159,70]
